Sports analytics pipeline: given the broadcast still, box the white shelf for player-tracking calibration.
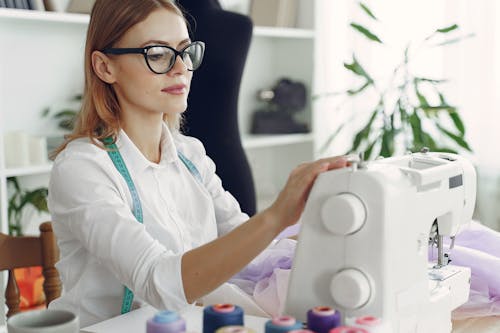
[242,133,314,149]
[0,8,89,24]
[3,163,53,177]
[253,26,315,39]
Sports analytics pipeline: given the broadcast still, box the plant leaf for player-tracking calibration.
[347,81,372,95]
[59,119,75,130]
[344,55,374,82]
[422,132,438,150]
[379,129,395,157]
[436,124,472,151]
[414,84,430,107]
[351,109,378,152]
[7,177,21,192]
[41,107,50,117]
[359,2,378,20]
[19,188,49,213]
[434,33,475,47]
[53,110,78,118]
[350,23,383,43]
[415,77,448,84]
[409,111,424,150]
[364,136,379,160]
[449,111,465,136]
[437,24,459,33]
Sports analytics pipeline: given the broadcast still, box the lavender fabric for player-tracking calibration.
[230,221,500,319]
[229,239,295,296]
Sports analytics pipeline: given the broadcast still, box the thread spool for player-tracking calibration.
[329,327,368,333]
[215,326,255,333]
[353,316,385,333]
[203,304,244,333]
[146,310,186,333]
[265,315,303,333]
[307,306,341,333]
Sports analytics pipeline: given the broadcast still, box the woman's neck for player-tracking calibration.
[121,112,163,164]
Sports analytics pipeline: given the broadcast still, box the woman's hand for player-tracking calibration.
[268,156,348,230]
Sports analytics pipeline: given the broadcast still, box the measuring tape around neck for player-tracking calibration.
[104,138,202,314]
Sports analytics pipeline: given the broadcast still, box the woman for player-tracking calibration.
[48,0,348,327]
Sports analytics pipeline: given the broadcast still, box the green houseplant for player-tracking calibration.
[7,177,49,236]
[42,94,82,132]
[323,2,473,158]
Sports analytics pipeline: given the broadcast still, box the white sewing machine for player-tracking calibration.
[285,150,476,333]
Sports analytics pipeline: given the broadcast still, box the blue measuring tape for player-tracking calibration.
[103,138,202,314]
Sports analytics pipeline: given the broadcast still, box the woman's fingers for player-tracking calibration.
[316,156,348,170]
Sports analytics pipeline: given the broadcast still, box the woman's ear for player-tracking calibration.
[91,50,116,84]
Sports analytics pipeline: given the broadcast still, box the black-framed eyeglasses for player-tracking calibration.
[102,41,205,74]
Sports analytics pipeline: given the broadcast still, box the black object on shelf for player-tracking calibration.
[251,78,309,134]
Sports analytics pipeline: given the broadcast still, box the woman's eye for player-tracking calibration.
[148,53,166,62]
[147,47,171,62]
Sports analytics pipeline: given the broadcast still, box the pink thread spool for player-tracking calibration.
[265,315,303,333]
[215,326,255,333]
[353,316,384,333]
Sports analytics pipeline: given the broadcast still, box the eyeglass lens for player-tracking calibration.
[146,43,204,73]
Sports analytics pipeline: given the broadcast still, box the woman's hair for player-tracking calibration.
[54,0,186,156]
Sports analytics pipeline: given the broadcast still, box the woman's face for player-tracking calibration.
[108,9,193,119]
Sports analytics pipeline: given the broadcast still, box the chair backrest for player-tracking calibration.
[0,221,61,317]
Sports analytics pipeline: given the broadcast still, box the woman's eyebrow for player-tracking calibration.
[141,38,191,47]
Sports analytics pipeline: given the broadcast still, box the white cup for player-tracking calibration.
[7,309,79,333]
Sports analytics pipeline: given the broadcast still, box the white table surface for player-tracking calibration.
[79,306,500,333]
[80,305,269,333]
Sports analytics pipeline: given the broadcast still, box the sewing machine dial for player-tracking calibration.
[321,193,366,235]
[330,268,371,309]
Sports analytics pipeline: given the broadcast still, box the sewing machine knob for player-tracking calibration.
[330,269,371,309]
[321,193,366,235]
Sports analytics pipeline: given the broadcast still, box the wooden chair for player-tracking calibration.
[0,221,61,317]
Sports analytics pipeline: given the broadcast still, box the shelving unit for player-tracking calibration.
[238,1,316,211]
[0,8,87,241]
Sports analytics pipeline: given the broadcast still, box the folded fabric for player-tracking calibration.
[229,238,295,295]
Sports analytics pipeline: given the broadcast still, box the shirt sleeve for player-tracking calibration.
[48,150,190,311]
[176,135,250,236]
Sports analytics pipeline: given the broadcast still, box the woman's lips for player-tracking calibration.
[162,84,186,95]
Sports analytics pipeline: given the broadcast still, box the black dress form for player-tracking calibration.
[178,0,257,216]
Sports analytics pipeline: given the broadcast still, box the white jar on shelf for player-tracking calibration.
[4,131,30,168]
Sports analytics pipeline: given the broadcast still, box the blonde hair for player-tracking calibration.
[54,0,185,156]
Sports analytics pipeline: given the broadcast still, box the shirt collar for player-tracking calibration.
[115,122,178,173]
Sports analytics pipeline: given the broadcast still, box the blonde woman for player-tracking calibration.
[48,0,348,327]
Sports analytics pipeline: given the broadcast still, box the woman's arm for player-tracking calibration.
[181,156,347,303]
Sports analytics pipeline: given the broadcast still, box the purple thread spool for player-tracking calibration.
[147,310,186,333]
[307,306,341,333]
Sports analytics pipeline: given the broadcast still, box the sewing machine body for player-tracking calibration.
[285,152,476,333]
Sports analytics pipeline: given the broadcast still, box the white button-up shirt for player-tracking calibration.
[47,123,249,327]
